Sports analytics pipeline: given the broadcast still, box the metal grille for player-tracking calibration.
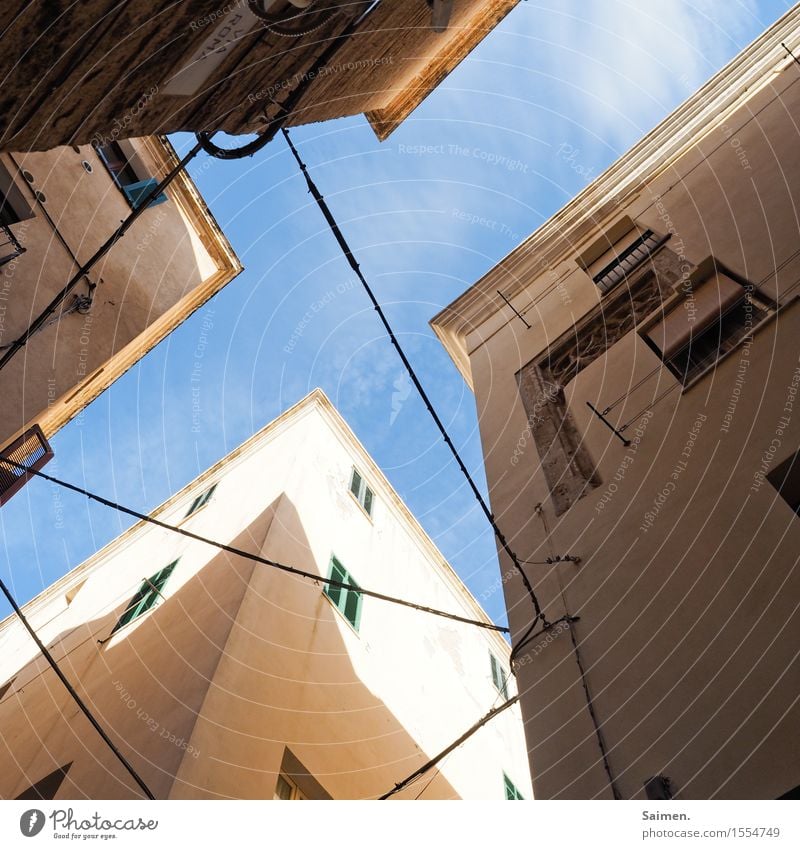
[0,424,54,506]
[0,222,26,267]
[593,230,668,294]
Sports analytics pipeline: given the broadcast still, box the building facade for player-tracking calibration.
[0,1,520,151]
[432,9,800,799]
[0,390,531,801]
[0,135,241,453]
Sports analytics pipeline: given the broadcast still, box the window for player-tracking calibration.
[275,747,332,800]
[503,772,524,800]
[490,652,509,699]
[577,218,668,296]
[274,774,307,800]
[16,763,72,800]
[111,561,177,634]
[0,162,34,228]
[324,556,362,631]
[185,483,217,517]
[767,451,800,515]
[349,467,374,517]
[96,142,167,210]
[641,270,770,385]
[591,230,667,295]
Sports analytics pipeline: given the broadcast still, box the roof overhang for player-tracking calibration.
[430,6,800,388]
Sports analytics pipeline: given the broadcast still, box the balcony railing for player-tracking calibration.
[593,230,669,294]
[0,222,26,267]
[0,425,54,506]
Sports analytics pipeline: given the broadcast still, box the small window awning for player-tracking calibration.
[646,272,745,358]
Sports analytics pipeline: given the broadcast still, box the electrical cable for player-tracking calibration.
[379,695,519,799]
[248,0,338,37]
[1,0,369,358]
[617,382,681,432]
[0,140,204,372]
[0,294,91,350]
[0,575,155,800]
[196,3,368,160]
[282,128,550,638]
[0,458,508,635]
[530,504,619,799]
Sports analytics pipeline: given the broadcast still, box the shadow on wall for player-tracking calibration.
[0,494,458,800]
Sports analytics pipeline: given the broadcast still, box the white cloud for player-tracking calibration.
[503,0,761,149]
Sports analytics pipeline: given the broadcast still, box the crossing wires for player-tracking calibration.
[282,128,551,640]
[0,458,507,635]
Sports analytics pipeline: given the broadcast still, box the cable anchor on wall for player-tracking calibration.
[587,401,631,446]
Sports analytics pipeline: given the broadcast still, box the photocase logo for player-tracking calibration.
[20,810,45,837]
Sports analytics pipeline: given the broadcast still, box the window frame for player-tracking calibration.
[590,229,669,295]
[323,555,363,632]
[638,272,774,388]
[0,162,34,228]
[490,652,509,699]
[349,466,375,518]
[95,142,168,210]
[111,560,178,635]
[274,773,307,800]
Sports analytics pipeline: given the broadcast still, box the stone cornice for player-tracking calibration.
[430,6,800,386]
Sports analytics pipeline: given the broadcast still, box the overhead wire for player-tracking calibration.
[0,575,155,800]
[281,128,551,640]
[530,505,619,799]
[196,1,372,160]
[379,695,519,799]
[0,458,508,635]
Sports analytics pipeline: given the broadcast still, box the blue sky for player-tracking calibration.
[0,0,792,627]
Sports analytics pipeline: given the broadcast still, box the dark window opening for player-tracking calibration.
[644,775,674,800]
[665,299,766,384]
[275,748,332,800]
[641,266,773,386]
[96,143,167,210]
[592,230,669,295]
[767,451,800,515]
[16,763,73,800]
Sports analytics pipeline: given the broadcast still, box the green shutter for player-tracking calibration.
[325,558,345,607]
[343,579,362,630]
[490,653,509,699]
[350,469,362,498]
[186,484,217,517]
[112,561,177,634]
[504,773,523,800]
[324,557,362,632]
[185,495,202,517]
[363,486,373,516]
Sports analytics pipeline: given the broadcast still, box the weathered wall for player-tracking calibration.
[0,137,240,449]
[0,1,519,151]
[435,55,800,799]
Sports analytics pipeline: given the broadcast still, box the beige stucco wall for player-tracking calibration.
[0,137,240,449]
[432,33,800,799]
[0,391,531,800]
